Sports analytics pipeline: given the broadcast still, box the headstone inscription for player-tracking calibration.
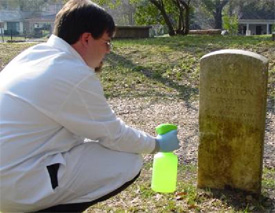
[198,49,269,195]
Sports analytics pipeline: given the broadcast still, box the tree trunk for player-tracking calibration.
[214,0,230,29]
[149,0,191,36]
[177,0,191,35]
[214,7,223,29]
[174,0,183,33]
[183,1,190,34]
[149,0,176,36]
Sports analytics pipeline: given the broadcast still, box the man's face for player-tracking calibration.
[86,31,112,69]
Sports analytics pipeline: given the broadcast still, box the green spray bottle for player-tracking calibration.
[151,123,178,193]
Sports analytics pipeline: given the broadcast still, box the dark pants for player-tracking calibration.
[36,165,141,213]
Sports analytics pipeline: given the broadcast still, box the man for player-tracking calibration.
[0,0,180,212]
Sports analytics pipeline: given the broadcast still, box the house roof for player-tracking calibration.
[25,14,56,23]
[238,19,275,25]
[0,9,57,23]
[0,10,23,22]
[239,9,275,20]
[0,10,34,22]
[239,12,275,26]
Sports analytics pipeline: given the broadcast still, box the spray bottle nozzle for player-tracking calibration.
[156,123,177,135]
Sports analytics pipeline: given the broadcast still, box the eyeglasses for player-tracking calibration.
[101,39,112,50]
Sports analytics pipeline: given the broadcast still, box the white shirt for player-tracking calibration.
[0,35,155,210]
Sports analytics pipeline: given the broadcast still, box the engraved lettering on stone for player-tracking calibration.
[198,49,268,195]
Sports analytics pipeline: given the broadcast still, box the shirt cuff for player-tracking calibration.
[150,139,160,154]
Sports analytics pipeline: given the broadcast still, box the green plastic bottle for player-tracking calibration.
[151,123,178,193]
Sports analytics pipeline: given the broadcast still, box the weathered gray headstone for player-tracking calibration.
[198,49,268,195]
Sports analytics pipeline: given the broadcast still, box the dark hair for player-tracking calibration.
[53,0,115,44]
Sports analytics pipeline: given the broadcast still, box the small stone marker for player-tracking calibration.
[198,49,268,195]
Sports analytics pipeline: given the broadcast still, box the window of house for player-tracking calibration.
[7,22,19,34]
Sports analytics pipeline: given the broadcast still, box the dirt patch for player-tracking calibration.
[109,97,275,168]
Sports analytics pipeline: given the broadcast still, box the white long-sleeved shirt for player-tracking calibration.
[0,35,155,208]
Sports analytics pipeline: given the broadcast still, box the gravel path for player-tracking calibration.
[109,97,275,169]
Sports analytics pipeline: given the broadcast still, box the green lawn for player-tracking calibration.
[89,165,275,212]
[1,35,274,102]
[102,35,274,103]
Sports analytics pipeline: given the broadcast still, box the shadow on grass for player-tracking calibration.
[106,51,199,109]
[197,187,274,212]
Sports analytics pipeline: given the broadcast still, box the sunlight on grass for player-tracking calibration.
[262,167,275,189]
[0,42,36,69]
[89,162,275,212]
[102,35,274,103]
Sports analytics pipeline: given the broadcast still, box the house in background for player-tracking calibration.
[0,1,62,37]
[238,10,275,35]
[1,1,274,38]
[24,2,63,37]
[25,14,56,37]
[0,10,28,35]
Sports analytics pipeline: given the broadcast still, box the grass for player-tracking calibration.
[101,35,274,104]
[1,35,274,102]
[0,34,274,212]
[0,42,34,70]
[89,163,275,212]
[0,35,27,42]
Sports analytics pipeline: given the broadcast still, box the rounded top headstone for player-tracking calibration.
[201,49,268,64]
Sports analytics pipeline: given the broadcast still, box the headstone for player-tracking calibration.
[198,49,268,195]
[246,30,251,36]
[221,30,229,36]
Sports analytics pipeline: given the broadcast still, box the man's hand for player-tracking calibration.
[155,130,180,152]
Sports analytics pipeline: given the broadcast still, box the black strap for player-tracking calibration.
[47,164,60,190]
[37,171,141,213]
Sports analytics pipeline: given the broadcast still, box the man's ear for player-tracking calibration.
[79,32,92,47]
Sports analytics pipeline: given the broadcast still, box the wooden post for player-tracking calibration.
[0,22,4,42]
[1,28,4,42]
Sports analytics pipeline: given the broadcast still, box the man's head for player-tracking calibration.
[53,0,115,70]
[53,0,115,44]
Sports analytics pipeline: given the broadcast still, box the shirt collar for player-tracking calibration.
[47,34,87,66]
